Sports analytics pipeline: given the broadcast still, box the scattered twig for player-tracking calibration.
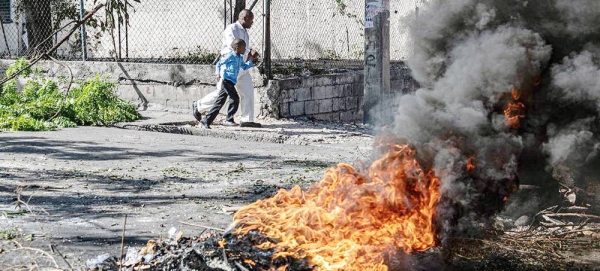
[223,206,243,214]
[534,205,559,217]
[119,214,128,270]
[235,261,251,271]
[11,186,49,216]
[552,227,600,238]
[560,206,589,212]
[10,240,60,269]
[179,221,225,232]
[221,248,230,268]
[494,237,564,259]
[544,213,600,220]
[454,253,475,260]
[50,243,73,270]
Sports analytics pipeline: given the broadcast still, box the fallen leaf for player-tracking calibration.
[139,240,156,255]
[176,231,183,242]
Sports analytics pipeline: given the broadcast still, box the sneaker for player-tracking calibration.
[240,122,262,128]
[199,118,211,129]
[223,120,238,126]
[192,101,202,122]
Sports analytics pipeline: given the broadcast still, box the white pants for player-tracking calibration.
[196,70,254,122]
[236,71,254,123]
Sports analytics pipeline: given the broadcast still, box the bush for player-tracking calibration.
[0,59,140,131]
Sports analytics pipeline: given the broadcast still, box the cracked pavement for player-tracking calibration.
[0,110,374,269]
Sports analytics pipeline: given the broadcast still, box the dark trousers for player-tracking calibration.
[204,79,239,125]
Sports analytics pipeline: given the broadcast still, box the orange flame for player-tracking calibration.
[244,259,257,266]
[466,157,476,172]
[233,144,441,270]
[504,86,526,128]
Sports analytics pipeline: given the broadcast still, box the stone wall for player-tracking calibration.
[259,65,419,123]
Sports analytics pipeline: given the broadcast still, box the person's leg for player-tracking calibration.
[236,71,254,123]
[222,80,240,122]
[203,83,230,126]
[197,73,224,113]
[196,67,225,114]
[197,88,220,113]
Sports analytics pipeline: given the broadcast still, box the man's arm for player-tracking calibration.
[241,60,254,70]
[249,49,260,63]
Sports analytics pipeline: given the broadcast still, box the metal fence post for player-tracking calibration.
[0,15,10,57]
[234,0,245,21]
[223,0,227,29]
[125,0,129,59]
[229,0,233,24]
[263,0,271,79]
[79,0,87,61]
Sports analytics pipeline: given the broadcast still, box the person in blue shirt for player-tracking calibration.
[199,38,254,129]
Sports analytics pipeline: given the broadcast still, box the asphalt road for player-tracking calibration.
[0,123,373,269]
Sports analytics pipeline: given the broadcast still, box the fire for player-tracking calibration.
[504,86,526,128]
[232,143,441,270]
[466,157,476,172]
[244,259,257,266]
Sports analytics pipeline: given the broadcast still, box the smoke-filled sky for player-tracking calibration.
[395,0,600,229]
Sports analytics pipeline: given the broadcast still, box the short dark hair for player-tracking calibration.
[231,38,246,49]
[238,9,253,20]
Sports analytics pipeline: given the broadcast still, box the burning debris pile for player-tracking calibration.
[230,140,441,270]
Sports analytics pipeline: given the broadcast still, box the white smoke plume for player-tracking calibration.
[396,0,600,235]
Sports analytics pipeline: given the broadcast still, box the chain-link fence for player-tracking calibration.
[0,0,427,75]
[268,0,427,74]
[0,0,255,64]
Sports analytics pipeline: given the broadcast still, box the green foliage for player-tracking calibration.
[0,228,18,240]
[4,58,35,78]
[67,76,140,126]
[0,59,140,131]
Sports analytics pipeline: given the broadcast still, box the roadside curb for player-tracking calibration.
[114,122,294,144]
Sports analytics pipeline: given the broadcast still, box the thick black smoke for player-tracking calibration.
[395,0,600,237]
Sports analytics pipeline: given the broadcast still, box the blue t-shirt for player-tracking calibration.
[215,52,254,84]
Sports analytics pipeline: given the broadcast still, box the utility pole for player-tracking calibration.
[363,0,390,124]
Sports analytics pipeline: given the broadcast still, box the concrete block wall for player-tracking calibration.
[275,72,365,122]
[259,65,419,123]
